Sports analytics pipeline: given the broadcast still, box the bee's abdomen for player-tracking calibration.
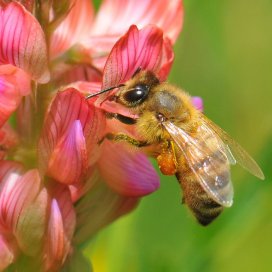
[176,172,224,226]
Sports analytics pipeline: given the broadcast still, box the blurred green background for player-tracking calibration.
[85,0,272,271]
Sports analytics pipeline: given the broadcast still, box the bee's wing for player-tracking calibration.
[200,115,264,180]
[163,121,234,207]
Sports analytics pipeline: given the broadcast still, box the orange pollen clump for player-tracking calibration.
[157,149,177,176]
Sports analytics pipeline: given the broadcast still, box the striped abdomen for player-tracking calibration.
[175,128,232,226]
[176,171,224,226]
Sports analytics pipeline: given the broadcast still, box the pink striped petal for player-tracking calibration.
[0,160,23,185]
[0,65,31,96]
[0,68,31,147]
[68,166,97,202]
[102,25,166,89]
[91,0,183,43]
[0,170,40,230]
[0,75,21,127]
[50,0,95,58]
[38,88,105,175]
[51,185,76,241]
[70,81,104,108]
[12,69,31,96]
[0,2,50,83]
[86,34,120,54]
[48,121,88,184]
[40,184,76,269]
[15,1,34,12]
[0,235,14,271]
[98,142,160,197]
[0,172,20,230]
[192,96,204,112]
[53,62,102,87]
[44,199,67,271]
[83,34,121,70]
[74,177,139,243]
[15,188,48,256]
[0,124,19,159]
[72,81,101,97]
[157,37,174,81]
[98,100,139,120]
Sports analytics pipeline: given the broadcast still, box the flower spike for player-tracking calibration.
[0,2,50,83]
[0,0,186,269]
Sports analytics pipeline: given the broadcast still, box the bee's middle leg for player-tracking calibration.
[99,133,149,147]
[102,112,149,147]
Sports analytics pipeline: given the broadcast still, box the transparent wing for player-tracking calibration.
[200,115,264,180]
[163,121,234,207]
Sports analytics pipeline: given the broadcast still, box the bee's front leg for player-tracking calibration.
[105,112,137,125]
[99,133,149,148]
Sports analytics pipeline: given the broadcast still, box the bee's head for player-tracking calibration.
[136,84,198,143]
[150,84,193,126]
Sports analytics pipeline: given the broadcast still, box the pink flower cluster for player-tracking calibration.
[0,0,184,270]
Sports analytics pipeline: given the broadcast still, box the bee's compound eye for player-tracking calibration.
[123,84,149,104]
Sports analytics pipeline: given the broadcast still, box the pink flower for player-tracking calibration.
[0,0,186,270]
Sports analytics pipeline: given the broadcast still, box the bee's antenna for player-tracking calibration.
[86,84,125,100]
[132,67,142,78]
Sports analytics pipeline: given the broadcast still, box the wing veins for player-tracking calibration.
[163,121,233,207]
[200,115,264,180]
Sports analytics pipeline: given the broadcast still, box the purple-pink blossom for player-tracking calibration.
[0,0,190,270]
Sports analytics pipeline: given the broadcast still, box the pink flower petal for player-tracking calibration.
[50,185,76,243]
[91,0,183,43]
[15,1,34,12]
[15,188,48,256]
[0,172,20,230]
[0,2,50,83]
[192,96,204,112]
[0,75,21,127]
[0,234,14,271]
[0,170,41,230]
[0,124,19,159]
[72,81,101,97]
[0,66,31,140]
[50,0,95,58]
[74,177,139,243]
[0,65,31,96]
[68,166,97,202]
[38,88,105,175]
[48,121,88,185]
[0,160,23,185]
[44,199,66,271]
[53,62,102,87]
[86,34,120,54]
[71,81,104,107]
[157,37,175,81]
[84,34,122,70]
[98,142,160,197]
[43,184,76,269]
[102,25,165,89]
[98,100,139,120]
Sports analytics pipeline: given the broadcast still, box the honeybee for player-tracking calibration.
[87,69,264,226]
